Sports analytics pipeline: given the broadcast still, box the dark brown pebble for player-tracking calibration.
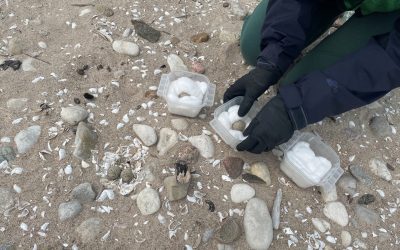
[83,93,94,100]
[74,98,81,104]
[242,173,266,184]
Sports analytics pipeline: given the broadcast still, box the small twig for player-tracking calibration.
[23,53,51,65]
[71,3,95,7]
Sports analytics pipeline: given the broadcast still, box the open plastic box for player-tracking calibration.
[210,96,260,149]
[279,131,344,191]
[157,71,216,118]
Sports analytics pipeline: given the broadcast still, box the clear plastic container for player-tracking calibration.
[210,96,260,149]
[157,71,216,118]
[279,131,343,191]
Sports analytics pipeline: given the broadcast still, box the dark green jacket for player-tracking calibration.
[345,0,400,15]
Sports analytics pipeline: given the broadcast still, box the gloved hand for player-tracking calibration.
[223,66,282,117]
[237,95,294,153]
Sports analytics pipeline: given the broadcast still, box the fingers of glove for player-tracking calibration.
[238,95,255,117]
[223,84,244,103]
[248,141,266,154]
[236,136,258,152]
[242,119,258,137]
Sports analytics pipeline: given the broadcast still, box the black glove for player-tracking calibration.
[237,95,294,153]
[223,66,282,117]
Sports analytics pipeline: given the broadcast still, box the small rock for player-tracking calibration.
[320,186,338,202]
[369,158,392,181]
[219,28,240,43]
[353,238,367,249]
[0,188,14,213]
[122,28,133,38]
[242,173,265,184]
[337,174,357,195]
[202,228,214,243]
[60,106,89,125]
[349,165,373,186]
[230,183,255,203]
[312,218,331,233]
[231,120,245,132]
[73,122,98,161]
[176,144,200,165]
[217,244,234,250]
[358,194,375,205]
[229,0,248,20]
[71,183,96,204]
[38,41,47,49]
[369,116,392,137]
[107,165,122,180]
[341,231,352,247]
[76,218,104,244]
[8,38,23,55]
[58,200,82,221]
[133,124,158,146]
[222,156,244,179]
[14,125,41,154]
[272,189,282,230]
[7,98,28,111]
[171,118,189,131]
[164,176,189,201]
[132,20,161,43]
[112,40,140,56]
[0,146,16,163]
[355,205,379,226]
[191,61,205,74]
[188,134,214,158]
[95,5,114,17]
[249,162,271,185]
[216,218,241,243]
[21,58,36,72]
[167,54,188,72]
[157,128,178,155]
[244,198,273,250]
[223,2,230,7]
[121,169,134,183]
[191,32,210,43]
[136,187,161,215]
[144,90,158,99]
[323,201,349,227]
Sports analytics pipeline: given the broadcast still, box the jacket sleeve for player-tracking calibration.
[278,18,400,130]
[258,0,341,73]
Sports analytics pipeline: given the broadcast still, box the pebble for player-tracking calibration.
[353,238,367,249]
[272,189,282,230]
[230,183,255,203]
[60,106,89,125]
[0,188,14,213]
[191,32,210,43]
[358,194,375,205]
[341,231,352,247]
[188,134,215,158]
[242,173,265,184]
[320,186,338,202]
[216,218,241,243]
[112,40,140,56]
[369,158,392,181]
[157,128,178,155]
[311,218,331,233]
[121,169,134,183]
[95,5,114,17]
[202,228,214,243]
[249,162,271,185]
[164,176,189,201]
[132,20,161,43]
[349,165,373,186]
[191,61,205,74]
[355,205,379,226]
[8,38,23,55]
[7,98,28,111]
[229,0,248,20]
[76,217,104,244]
[369,116,392,137]
[171,118,189,131]
[21,58,36,71]
[323,202,349,227]
[14,125,41,154]
[71,183,96,204]
[0,146,16,163]
[217,244,234,250]
[73,122,98,161]
[122,28,133,38]
[58,200,82,221]
[244,198,273,250]
[167,54,188,72]
[107,165,122,180]
[132,124,158,146]
[337,174,357,195]
[219,28,240,43]
[176,144,200,165]
[222,156,244,179]
[231,120,245,132]
[136,187,161,215]
[38,41,47,49]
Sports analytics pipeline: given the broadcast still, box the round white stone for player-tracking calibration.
[230,183,255,203]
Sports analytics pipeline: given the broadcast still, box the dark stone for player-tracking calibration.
[191,32,210,43]
[386,163,395,171]
[120,168,134,183]
[0,146,16,163]
[107,165,122,180]
[83,93,94,100]
[216,219,241,244]
[222,157,244,179]
[358,194,375,205]
[144,90,158,99]
[131,20,161,43]
[242,173,266,184]
[74,98,81,104]
[223,2,230,7]
[0,60,21,71]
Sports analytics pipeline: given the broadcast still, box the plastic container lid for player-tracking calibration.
[157,71,216,118]
[210,96,260,149]
[279,131,343,191]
